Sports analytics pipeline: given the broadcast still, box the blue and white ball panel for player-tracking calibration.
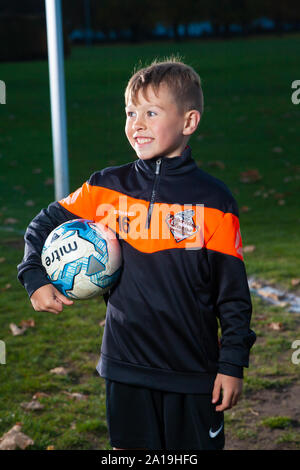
[41,219,122,299]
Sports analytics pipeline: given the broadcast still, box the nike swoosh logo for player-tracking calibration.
[209,423,223,438]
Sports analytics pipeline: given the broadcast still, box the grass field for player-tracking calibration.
[0,34,300,450]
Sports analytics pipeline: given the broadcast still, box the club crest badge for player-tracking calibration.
[166,209,199,242]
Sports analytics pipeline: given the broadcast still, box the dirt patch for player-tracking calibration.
[225,382,300,450]
[0,237,24,250]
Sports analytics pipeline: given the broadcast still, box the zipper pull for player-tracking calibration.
[155,158,162,174]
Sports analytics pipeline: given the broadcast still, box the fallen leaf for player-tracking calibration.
[255,314,267,321]
[19,318,35,328]
[273,192,285,200]
[0,257,5,263]
[32,392,50,400]
[0,424,34,450]
[44,178,54,186]
[9,323,27,336]
[268,322,283,331]
[272,146,283,153]
[9,319,35,336]
[63,391,87,401]
[46,445,55,450]
[291,279,300,287]
[240,169,262,183]
[32,168,42,174]
[99,319,106,327]
[278,199,285,205]
[257,290,286,303]
[25,200,35,207]
[207,160,225,170]
[50,367,68,375]
[257,290,277,301]
[21,400,45,411]
[249,408,259,416]
[243,245,256,253]
[240,206,250,213]
[1,283,11,291]
[250,281,263,289]
[4,218,18,224]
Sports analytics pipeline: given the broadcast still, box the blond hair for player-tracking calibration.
[125,58,204,116]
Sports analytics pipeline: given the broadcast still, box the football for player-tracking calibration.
[41,219,122,299]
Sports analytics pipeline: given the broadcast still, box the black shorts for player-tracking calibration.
[105,379,225,450]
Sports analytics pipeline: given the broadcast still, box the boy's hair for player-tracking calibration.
[125,58,204,116]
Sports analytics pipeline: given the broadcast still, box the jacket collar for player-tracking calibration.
[135,146,197,176]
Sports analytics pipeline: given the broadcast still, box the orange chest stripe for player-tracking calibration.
[59,185,242,257]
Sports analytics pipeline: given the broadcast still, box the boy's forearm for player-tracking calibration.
[17,201,78,297]
[208,250,256,370]
[20,268,51,298]
[218,362,243,379]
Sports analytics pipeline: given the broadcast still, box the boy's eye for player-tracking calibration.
[127,111,136,117]
[147,111,156,117]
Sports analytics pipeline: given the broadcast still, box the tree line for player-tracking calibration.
[1,0,300,42]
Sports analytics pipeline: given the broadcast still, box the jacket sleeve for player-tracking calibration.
[206,203,256,379]
[17,173,99,298]
[17,202,82,298]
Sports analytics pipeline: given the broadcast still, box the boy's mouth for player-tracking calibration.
[134,137,153,145]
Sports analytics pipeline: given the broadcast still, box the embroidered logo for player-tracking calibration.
[235,227,243,257]
[166,209,199,242]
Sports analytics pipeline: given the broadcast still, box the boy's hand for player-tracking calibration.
[30,284,73,314]
[212,373,243,412]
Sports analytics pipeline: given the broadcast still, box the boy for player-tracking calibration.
[17,59,256,450]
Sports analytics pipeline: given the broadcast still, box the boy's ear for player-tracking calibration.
[183,110,201,136]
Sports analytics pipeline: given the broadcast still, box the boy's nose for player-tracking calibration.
[133,116,146,130]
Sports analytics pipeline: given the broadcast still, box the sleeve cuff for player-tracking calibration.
[19,268,51,298]
[218,362,244,379]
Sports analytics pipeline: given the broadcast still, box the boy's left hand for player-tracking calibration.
[212,373,243,412]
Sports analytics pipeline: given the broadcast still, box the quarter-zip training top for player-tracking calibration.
[17,146,256,393]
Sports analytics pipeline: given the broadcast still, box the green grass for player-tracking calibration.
[261,416,293,430]
[0,35,300,450]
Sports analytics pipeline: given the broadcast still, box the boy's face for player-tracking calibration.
[125,84,189,160]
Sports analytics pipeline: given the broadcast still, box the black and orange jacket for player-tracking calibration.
[17,146,256,393]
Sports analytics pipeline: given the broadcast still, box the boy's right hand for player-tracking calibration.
[30,284,74,314]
